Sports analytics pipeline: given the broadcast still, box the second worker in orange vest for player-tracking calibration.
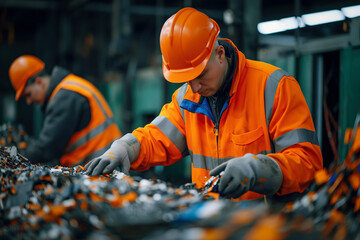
[86,7,323,201]
[9,55,122,167]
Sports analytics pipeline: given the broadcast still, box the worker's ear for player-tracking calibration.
[215,45,225,63]
[34,77,42,85]
[35,77,46,89]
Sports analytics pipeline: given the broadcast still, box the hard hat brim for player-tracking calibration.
[162,57,208,83]
[15,82,26,101]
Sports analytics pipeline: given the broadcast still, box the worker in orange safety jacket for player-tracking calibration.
[9,55,122,167]
[86,7,323,201]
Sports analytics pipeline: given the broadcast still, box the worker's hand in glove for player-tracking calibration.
[209,153,283,199]
[85,134,139,176]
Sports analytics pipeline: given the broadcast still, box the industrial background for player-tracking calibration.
[0,0,360,183]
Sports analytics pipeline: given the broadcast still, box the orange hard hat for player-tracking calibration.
[9,55,45,101]
[160,7,220,83]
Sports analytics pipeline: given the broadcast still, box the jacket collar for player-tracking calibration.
[42,66,71,110]
[183,38,246,103]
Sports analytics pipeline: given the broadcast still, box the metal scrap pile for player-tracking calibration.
[0,118,359,239]
[0,146,210,239]
[0,123,29,150]
[145,158,359,240]
[1,144,359,240]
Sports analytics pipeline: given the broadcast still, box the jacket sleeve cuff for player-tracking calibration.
[255,154,284,195]
[118,133,140,163]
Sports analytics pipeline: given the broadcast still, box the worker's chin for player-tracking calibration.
[200,91,214,97]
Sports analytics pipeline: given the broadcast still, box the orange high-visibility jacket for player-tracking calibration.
[130,39,323,200]
[49,74,122,167]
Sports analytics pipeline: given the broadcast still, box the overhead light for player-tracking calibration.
[280,16,305,29]
[223,9,234,24]
[341,5,360,18]
[258,20,285,35]
[258,4,360,35]
[302,10,345,26]
[258,17,305,35]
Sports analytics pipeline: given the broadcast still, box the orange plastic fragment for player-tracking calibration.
[284,202,294,212]
[28,203,41,211]
[34,184,46,190]
[330,188,342,205]
[35,209,46,219]
[89,192,105,202]
[205,192,220,200]
[183,193,193,199]
[351,126,360,153]
[344,128,353,144]
[243,214,286,240]
[75,193,86,200]
[88,175,108,182]
[10,187,17,194]
[44,186,54,195]
[315,169,330,185]
[355,196,360,212]
[80,201,88,210]
[202,228,226,240]
[110,191,137,208]
[330,209,345,223]
[78,165,86,171]
[40,175,52,182]
[49,204,67,218]
[175,189,183,195]
[308,191,316,201]
[349,172,360,190]
[18,142,27,149]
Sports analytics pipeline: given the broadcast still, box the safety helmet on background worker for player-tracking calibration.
[9,55,45,101]
[160,7,220,83]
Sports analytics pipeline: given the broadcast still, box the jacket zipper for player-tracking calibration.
[214,122,219,159]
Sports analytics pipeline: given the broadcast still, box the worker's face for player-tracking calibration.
[22,77,46,105]
[187,45,228,97]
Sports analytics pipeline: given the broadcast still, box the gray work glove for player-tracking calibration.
[85,134,140,176]
[209,153,283,198]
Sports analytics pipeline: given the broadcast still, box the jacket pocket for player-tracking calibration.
[231,126,266,154]
[231,126,264,145]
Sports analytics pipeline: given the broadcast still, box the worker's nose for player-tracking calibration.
[188,79,201,94]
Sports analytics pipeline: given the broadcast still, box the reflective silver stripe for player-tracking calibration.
[151,116,188,157]
[77,141,113,166]
[66,118,115,153]
[60,80,113,153]
[264,69,290,153]
[264,69,290,128]
[190,149,272,170]
[62,81,110,119]
[274,128,320,152]
[192,153,231,170]
[176,84,188,123]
